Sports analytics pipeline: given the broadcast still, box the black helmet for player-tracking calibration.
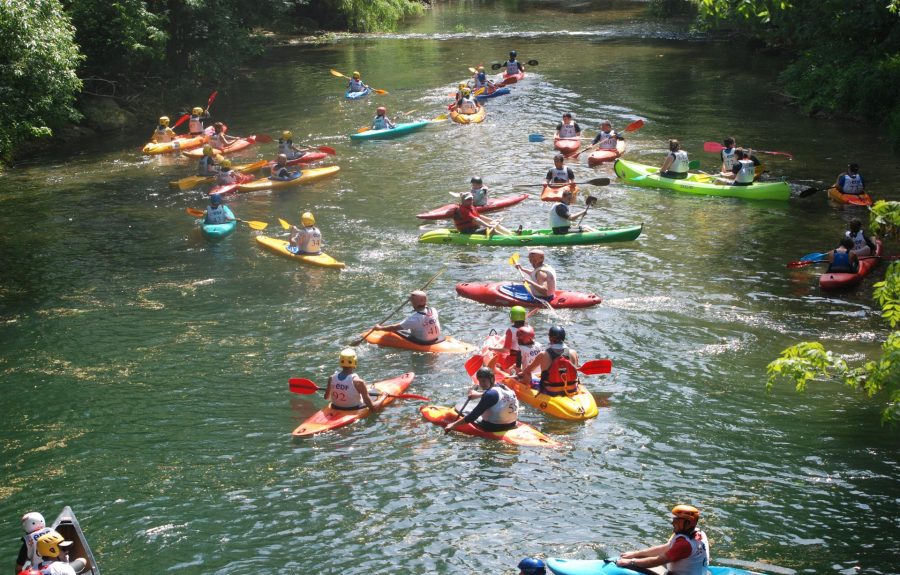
[510,50,517,58]
[470,176,483,184]
[475,367,495,382]
[548,325,566,342]
[518,558,545,575]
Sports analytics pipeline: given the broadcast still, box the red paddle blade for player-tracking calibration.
[786,260,817,269]
[288,378,321,394]
[579,359,612,375]
[318,146,337,155]
[465,354,484,376]
[172,114,190,129]
[703,141,725,153]
[255,134,273,143]
[207,90,218,108]
[394,393,431,401]
[624,119,644,132]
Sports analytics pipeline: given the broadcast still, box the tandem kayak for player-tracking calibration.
[819,239,882,291]
[554,138,582,156]
[292,372,414,437]
[418,224,643,247]
[499,71,526,86]
[182,135,260,159]
[169,159,268,190]
[142,134,207,155]
[200,205,237,240]
[236,165,340,192]
[345,87,371,100]
[456,282,601,309]
[827,186,873,206]
[546,558,763,575]
[614,158,791,201]
[51,506,101,575]
[362,330,475,354]
[587,140,626,166]
[416,194,528,220]
[350,121,432,141]
[255,236,346,269]
[476,87,510,102]
[420,405,560,447]
[541,184,579,202]
[450,105,486,124]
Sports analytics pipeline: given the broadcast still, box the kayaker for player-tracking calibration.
[453,193,498,235]
[150,116,176,143]
[845,218,876,257]
[502,50,525,75]
[660,138,689,179]
[278,131,306,160]
[324,349,381,411]
[588,120,623,151]
[469,176,489,207]
[456,88,479,114]
[209,122,238,150]
[519,325,580,397]
[188,106,210,136]
[290,212,322,255]
[517,558,546,575]
[513,325,542,374]
[376,290,442,345]
[33,530,79,575]
[718,148,756,186]
[454,81,468,103]
[545,153,576,193]
[515,249,557,300]
[555,112,581,142]
[197,145,219,177]
[444,367,519,434]
[834,162,866,195]
[204,194,228,225]
[472,67,493,93]
[719,136,738,172]
[826,237,859,273]
[215,159,242,186]
[616,505,710,575]
[347,71,368,94]
[548,189,590,235]
[372,106,395,130]
[271,154,297,180]
[487,306,528,369]
[16,512,51,573]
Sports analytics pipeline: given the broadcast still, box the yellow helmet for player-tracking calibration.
[282,130,292,140]
[672,505,700,522]
[192,106,203,115]
[462,88,471,96]
[220,159,232,169]
[36,530,68,559]
[159,116,170,126]
[301,212,315,226]
[339,348,357,368]
[352,71,361,79]
[202,144,213,156]
[458,82,467,90]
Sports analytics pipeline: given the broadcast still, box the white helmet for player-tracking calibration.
[22,512,45,533]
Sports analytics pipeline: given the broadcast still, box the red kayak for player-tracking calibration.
[499,71,525,86]
[416,194,528,220]
[819,239,883,291]
[587,140,626,166]
[456,282,602,309]
[183,135,259,159]
[271,151,328,168]
[554,138,581,156]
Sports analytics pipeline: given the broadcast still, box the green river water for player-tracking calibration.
[1,2,898,574]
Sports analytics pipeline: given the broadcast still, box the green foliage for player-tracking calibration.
[648,0,696,18]
[868,200,900,241]
[0,0,83,161]
[298,0,424,32]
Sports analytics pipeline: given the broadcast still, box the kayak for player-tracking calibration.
[169,159,269,190]
[827,186,873,206]
[819,239,882,291]
[362,330,475,354]
[614,158,791,201]
[476,87,510,102]
[350,121,432,141]
[420,405,560,447]
[236,165,340,192]
[416,194,528,220]
[182,135,259,159]
[142,134,207,155]
[292,372,414,437]
[587,140,626,166]
[450,105,486,124]
[345,87,371,100]
[456,282,602,309]
[541,184,579,202]
[499,71,526,86]
[418,224,643,247]
[504,375,599,420]
[546,558,762,575]
[200,205,237,240]
[51,506,100,575]
[554,138,582,156]
[255,236,346,269]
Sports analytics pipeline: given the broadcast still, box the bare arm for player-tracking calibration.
[354,377,378,410]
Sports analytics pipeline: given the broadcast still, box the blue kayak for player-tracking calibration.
[476,87,510,102]
[200,205,236,240]
[345,87,371,100]
[350,121,432,141]
[547,558,763,575]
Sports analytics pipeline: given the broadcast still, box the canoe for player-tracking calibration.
[345,87,371,100]
[200,205,237,240]
[450,105,486,124]
[418,224,643,247]
[476,87,510,102]
[420,405,560,447]
[292,372,414,437]
[541,184,580,202]
[416,194,528,220]
[254,236,346,269]
[546,558,761,575]
[818,239,882,291]
[169,159,269,190]
[350,121,432,141]
[587,140,626,166]
[51,506,100,575]
[554,138,581,156]
[142,134,207,155]
[236,165,340,192]
[827,186,873,206]
[362,329,475,354]
[182,135,259,159]
[499,71,526,86]
[614,158,791,201]
[456,282,601,309]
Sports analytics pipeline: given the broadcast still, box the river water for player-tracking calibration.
[1,2,897,574]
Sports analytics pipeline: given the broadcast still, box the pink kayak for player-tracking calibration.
[416,194,528,220]
[554,138,581,157]
[182,135,259,159]
[456,282,602,309]
[270,151,328,168]
[499,71,525,86]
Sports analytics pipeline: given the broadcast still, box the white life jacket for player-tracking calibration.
[188,115,204,134]
[154,127,173,143]
[210,133,227,150]
[216,170,238,185]
[471,186,488,207]
[400,306,441,341]
[278,139,297,157]
[504,326,520,352]
[205,205,228,224]
[721,147,737,171]
[37,560,77,575]
[296,226,322,254]
[549,202,570,229]
[348,79,366,92]
[506,60,520,75]
[198,155,218,176]
[473,76,488,90]
[669,150,689,173]
[518,342,543,375]
[735,159,755,184]
[548,167,570,183]
[458,98,478,114]
[666,530,710,575]
[24,528,52,567]
[481,383,518,425]
[329,371,363,408]
[846,229,868,252]
[558,123,579,138]
[841,173,864,194]
[597,130,617,149]
[372,115,391,130]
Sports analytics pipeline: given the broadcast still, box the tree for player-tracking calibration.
[0,0,83,162]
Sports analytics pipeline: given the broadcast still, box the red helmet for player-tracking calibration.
[376,106,386,115]
[516,325,535,345]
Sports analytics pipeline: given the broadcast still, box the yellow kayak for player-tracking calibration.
[168,159,268,190]
[504,377,598,420]
[254,236,346,269]
[142,134,208,155]
[237,166,340,192]
[450,105,486,124]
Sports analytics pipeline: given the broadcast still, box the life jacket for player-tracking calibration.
[597,130,618,150]
[24,528,52,566]
[828,249,854,273]
[278,139,298,158]
[295,226,322,254]
[216,169,238,185]
[558,123,579,138]
[210,132,227,150]
[841,173,864,194]
[188,115,205,135]
[846,229,873,253]
[734,159,755,184]
[518,342,542,374]
[205,205,228,225]
[539,345,578,396]
[372,115,390,130]
[666,530,710,575]
[548,167,571,183]
[458,98,478,114]
[348,78,366,92]
[480,383,518,425]
[549,202,570,229]
[669,150,689,174]
[198,155,217,176]
[453,206,479,232]
[154,126,173,143]
[471,186,488,206]
[506,60,520,75]
[329,371,363,409]
[721,147,737,171]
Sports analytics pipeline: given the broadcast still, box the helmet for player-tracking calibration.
[192,106,203,115]
[376,106,386,115]
[159,116,170,126]
[210,193,222,206]
[470,176,483,184]
[563,111,574,119]
[510,50,517,59]
[518,558,545,575]
[475,367,495,382]
[202,144,213,156]
[352,71,361,79]
[462,88,471,96]
[339,348,357,369]
[36,530,69,559]
[301,212,315,226]
[510,306,527,322]
[516,325,535,345]
[672,504,700,522]
[220,159,232,169]
[548,325,566,342]
[477,65,484,71]
[282,130,292,140]
[459,82,467,90]
[21,512,45,533]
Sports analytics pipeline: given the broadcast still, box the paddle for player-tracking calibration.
[288,378,430,401]
[703,140,794,160]
[185,207,268,230]
[787,254,886,269]
[171,114,190,130]
[490,59,539,70]
[278,218,291,230]
[514,177,610,188]
[574,118,645,156]
[206,90,218,112]
[574,195,598,228]
[350,266,448,346]
[329,69,388,94]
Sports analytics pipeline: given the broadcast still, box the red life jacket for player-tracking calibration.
[539,347,578,396]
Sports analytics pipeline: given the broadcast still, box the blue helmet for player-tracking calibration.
[510,50,517,59]
[210,193,222,206]
[518,558,545,575]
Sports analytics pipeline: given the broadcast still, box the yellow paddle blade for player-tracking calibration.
[473,87,486,96]
[468,67,477,74]
[245,220,268,230]
[186,207,205,218]
[373,88,388,95]
[278,218,291,230]
[330,68,347,79]
[357,126,372,133]
[508,252,520,266]
[173,175,208,191]
[431,113,448,122]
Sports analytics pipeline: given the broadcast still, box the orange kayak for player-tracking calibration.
[827,186,873,206]
[362,330,474,354]
[182,135,259,159]
[541,184,579,202]
[420,405,560,447]
[142,134,209,155]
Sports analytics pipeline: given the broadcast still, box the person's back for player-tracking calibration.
[828,237,858,273]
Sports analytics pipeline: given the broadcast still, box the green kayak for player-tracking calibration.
[614,158,790,201]
[350,121,432,141]
[418,224,643,246]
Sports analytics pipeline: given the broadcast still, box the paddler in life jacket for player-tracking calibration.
[486,306,529,370]
[32,530,80,575]
[371,106,395,131]
[718,139,762,177]
[515,249,558,300]
[271,154,299,180]
[455,88,479,115]
[452,192,501,235]
[826,237,860,273]
[375,290,443,345]
[215,159,243,186]
[204,193,228,225]
[468,176,489,207]
[16,512,52,573]
[501,50,525,76]
[834,162,866,196]
[324,349,381,411]
[589,120,624,152]
[290,212,322,255]
[660,138,689,179]
[519,325,580,397]
[277,130,306,160]
[555,112,581,145]
[347,71,368,94]
[719,148,756,186]
[151,116,176,143]
[845,217,876,257]
[616,505,710,575]
[545,153,576,195]
[548,188,590,235]
[444,367,519,434]
[197,145,219,177]
[209,122,238,151]
[188,106,210,136]
[472,66,493,94]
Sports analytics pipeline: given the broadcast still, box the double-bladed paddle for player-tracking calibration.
[288,378,430,401]
[703,140,794,160]
[514,177,610,188]
[330,69,388,94]
[185,207,268,230]
[491,59,539,70]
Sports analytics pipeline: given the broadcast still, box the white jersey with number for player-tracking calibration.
[399,306,441,341]
[734,159,755,184]
[295,226,322,254]
[558,123,579,138]
[329,371,362,409]
[518,342,543,375]
[481,383,518,425]
[666,530,710,575]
